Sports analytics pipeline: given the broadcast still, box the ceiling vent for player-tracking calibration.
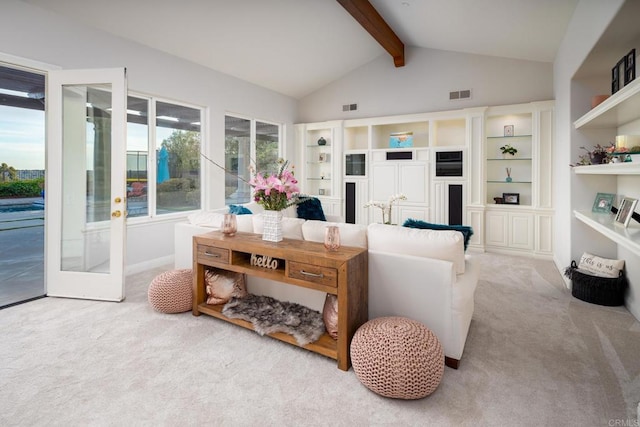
[342,103,358,112]
[449,89,472,100]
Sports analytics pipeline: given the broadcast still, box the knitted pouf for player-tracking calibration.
[350,316,444,399]
[148,269,193,313]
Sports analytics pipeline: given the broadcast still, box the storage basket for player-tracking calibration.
[564,261,627,306]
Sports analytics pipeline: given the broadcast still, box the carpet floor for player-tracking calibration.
[1,253,639,426]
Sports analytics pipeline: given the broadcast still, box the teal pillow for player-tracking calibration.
[229,204,252,215]
[296,197,326,221]
[402,219,473,250]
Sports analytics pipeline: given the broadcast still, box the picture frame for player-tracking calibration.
[592,192,615,214]
[612,58,625,94]
[624,48,636,86]
[502,193,519,205]
[504,125,514,137]
[614,197,638,227]
[389,131,413,148]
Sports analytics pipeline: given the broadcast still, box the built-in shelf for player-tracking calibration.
[487,180,532,184]
[487,157,533,161]
[574,78,640,129]
[572,162,640,175]
[574,210,640,256]
[487,134,532,139]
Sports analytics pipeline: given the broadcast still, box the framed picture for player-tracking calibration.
[504,125,514,137]
[612,58,626,94]
[502,193,519,205]
[592,192,615,213]
[624,48,636,85]
[614,197,638,227]
[389,131,413,148]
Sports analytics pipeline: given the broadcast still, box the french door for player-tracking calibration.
[46,68,127,301]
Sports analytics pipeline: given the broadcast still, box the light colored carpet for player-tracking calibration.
[1,253,639,426]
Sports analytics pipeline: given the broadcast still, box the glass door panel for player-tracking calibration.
[47,68,126,301]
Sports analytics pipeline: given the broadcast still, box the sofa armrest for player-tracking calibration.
[368,249,471,360]
[174,222,216,269]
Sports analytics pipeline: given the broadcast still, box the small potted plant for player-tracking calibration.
[579,143,615,165]
[500,144,518,158]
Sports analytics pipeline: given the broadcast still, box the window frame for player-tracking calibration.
[126,92,206,223]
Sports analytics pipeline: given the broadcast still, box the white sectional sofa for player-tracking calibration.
[174,203,478,368]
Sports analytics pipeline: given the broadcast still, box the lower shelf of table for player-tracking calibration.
[195,302,338,360]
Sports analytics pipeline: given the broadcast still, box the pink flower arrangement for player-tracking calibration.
[249,159,302,211]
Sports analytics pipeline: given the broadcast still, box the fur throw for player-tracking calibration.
[222,294,325,346]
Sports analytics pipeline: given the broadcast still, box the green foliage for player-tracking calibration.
[0,178,43,198]
[157,177,196,193]
[0,163,17,182]
[162,131,200,178]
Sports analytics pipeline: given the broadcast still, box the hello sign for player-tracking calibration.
[250,253,279,270]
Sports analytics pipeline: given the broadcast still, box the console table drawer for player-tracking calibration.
[196,244,230,264]
[288,261,337,287]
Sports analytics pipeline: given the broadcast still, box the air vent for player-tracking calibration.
[342,103,358,111]
[449,89,472,100]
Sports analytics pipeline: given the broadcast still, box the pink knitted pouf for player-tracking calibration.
[148,269,193,314]
[350,316,444,399]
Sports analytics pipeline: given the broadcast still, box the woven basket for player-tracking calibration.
[564,261,627,306]
[350,316,444,399]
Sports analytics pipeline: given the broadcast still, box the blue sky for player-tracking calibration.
[0,105,45,170]
[0,105,170,171]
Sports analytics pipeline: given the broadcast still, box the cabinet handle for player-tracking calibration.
[204,251,220,257]
[300,270,324,279]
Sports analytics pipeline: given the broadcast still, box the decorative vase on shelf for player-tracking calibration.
[317,137,327,146]
[505,167,512,182]
[262,210,283,242]
[506,177,513,182]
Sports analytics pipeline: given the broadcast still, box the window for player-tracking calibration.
[224,115,281,205]
[126,96,202,217]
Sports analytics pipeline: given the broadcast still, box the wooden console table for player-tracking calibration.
[192,231,368,371]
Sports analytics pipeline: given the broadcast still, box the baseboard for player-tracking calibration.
[126,255,174,276]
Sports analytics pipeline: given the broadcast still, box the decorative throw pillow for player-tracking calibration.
[296,197,326,221]
[204,269,247,305]
[322,294,338,340]
[578,252,624,278]
[229,204,252,215]
[402,218,474,250]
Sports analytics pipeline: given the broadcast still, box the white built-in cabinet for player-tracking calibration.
[480,101,555,257]
[296,101,554,257]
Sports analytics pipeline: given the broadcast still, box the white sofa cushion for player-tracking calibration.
[302,220,368,248]
[252,214,305,240]
[367,223,465,274]
[187,211,225,228]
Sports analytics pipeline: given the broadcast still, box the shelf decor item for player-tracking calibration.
[504,125,514,137]
[591,193,615,214]
[249,158,304,242]
[614,197,638,228]
[389,131,413,148]
[500,143,517,158]
[505,167,512,182]
[317,137,327,146]
[502,193,520,205]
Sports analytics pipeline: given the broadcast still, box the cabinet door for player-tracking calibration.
[399,163,428,203]
[371,163,396,201]
[485,211,508,247]
[509,213,534,250]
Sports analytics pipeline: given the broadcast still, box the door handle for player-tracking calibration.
[111,210,122,218]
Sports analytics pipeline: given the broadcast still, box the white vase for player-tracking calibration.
[262,210,283,242]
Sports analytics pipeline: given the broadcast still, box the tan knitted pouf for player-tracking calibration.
[148,269,193,313]
[350,316,444,399]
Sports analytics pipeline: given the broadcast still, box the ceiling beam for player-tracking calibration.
[337,0,405,67]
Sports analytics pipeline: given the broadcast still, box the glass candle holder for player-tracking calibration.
[222,213,237,236]
[324,225,340,251]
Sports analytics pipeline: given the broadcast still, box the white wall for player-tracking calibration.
[297,46,554,123]
[0,0,298,271]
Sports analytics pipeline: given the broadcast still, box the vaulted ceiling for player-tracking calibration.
[21,0,578,99]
